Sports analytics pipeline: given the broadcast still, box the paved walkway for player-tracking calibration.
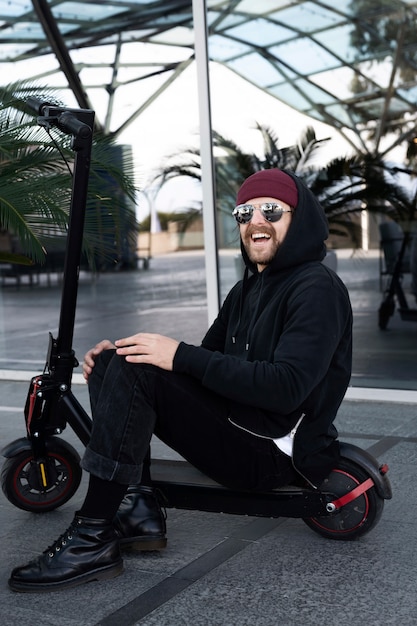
[0,250,416,625]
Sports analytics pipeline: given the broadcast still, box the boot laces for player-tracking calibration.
[44,518,81,558]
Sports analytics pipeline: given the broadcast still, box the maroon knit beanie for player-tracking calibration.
[236,169,298,207]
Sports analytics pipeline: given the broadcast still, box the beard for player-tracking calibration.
[242,225,280,269]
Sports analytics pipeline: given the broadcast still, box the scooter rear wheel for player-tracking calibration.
[1,438,82,513]
[303,458,384,540]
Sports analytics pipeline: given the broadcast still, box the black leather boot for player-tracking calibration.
[113,485,167,551]
[8,513,123,593]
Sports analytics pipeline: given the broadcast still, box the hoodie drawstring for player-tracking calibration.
[231,266,249,344]
[244,272,264,350]
[231,269,264,351]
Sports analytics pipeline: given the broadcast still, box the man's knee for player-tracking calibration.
[88,349,117,397]
[89,349,116,378]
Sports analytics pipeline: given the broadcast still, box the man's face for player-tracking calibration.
[239,196,293,272]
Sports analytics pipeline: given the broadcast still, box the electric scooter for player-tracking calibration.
[1,101,392,541]
[379,228,417,329]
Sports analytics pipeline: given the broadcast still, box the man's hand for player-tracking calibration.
[82,339,115,381]
[115,333,179,371]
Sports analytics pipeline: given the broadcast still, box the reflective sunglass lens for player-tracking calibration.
[233,203,291,223]
[262,204,284,222]
[233,205,253,223]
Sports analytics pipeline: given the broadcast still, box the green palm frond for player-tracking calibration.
[0,81,138,268]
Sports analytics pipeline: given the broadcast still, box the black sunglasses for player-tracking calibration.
[232,202,293,224]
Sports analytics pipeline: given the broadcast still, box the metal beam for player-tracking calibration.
[112,58,193,139]
[374,21,406,153]
[104,35,123,135]
[31,0,98,123]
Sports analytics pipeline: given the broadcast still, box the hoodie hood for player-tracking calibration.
[239,170,329,274]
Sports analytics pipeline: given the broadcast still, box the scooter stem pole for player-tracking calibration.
[56,126,93,361]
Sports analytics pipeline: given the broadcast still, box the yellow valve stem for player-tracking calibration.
[39,463,48,488]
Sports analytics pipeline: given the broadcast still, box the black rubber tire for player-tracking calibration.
[378,296,395,329]
[303,458,385,540]
[1,438,82,513]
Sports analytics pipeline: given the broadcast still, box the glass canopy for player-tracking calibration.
[1,0,417,154]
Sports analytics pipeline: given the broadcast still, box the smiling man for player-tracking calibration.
[9,168,353,593]
[235,194,293,270]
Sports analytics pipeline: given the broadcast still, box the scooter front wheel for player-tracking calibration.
[378,296,395,329]
[1,438,82,513]
[303,458,384,540]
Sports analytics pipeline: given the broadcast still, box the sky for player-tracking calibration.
[111,62,355,221]
[5,49,361,221]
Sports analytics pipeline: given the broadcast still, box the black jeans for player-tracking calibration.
[81,350,296,491]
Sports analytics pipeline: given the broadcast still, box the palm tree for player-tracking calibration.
[307,154,417,246]
[151,124,323,227]
[0,82,138,269]
[151,123,416,249]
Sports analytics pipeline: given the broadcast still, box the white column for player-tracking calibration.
[192,0,220,323]
[361,209,369,251]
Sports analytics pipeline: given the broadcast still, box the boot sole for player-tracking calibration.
[119,536,167,551]
[8,560,124,593]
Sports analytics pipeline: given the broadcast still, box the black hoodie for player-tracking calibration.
[173,171,352,486]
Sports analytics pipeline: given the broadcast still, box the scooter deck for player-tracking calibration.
[151,459,330,519]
